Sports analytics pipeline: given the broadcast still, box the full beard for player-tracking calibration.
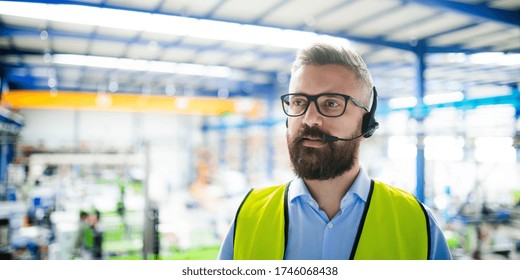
[288,125,360,180]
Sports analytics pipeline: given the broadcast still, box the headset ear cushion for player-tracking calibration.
[285,118,288,128]
[362,113,375,138]
[362,86,379,138]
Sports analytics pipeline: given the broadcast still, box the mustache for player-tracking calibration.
[295,125,329,142]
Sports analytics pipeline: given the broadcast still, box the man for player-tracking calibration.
[73,210,93,259]
[218,41,452,260]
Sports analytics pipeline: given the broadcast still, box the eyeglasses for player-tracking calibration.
[281,93,369,118]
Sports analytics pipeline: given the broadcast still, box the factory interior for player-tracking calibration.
[0,0,519,260]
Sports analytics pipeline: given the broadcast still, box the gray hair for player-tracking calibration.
[291,42,374,107]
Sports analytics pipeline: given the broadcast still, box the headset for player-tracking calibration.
[285,87,379,141]
[360,86,379,138]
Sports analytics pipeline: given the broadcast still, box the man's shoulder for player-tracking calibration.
[251,183,287,193]
[373,180,417,200]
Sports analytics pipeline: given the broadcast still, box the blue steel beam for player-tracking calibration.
[413,40,427,203]
[378,90,520,116]
[514,86,520,162]
[218,118,227,169]
[426,22,481,39]
[411,0,520,27]
[201,117,284,131]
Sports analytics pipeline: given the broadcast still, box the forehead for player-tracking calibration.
[289,64,363,97]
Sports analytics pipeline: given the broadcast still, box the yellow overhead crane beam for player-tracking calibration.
[1,90,261,117]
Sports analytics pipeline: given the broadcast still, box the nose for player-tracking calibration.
[302,101,322,127]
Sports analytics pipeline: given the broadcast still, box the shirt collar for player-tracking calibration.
[288,166,372,205]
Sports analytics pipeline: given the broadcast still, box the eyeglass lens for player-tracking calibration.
[282,94,347,117]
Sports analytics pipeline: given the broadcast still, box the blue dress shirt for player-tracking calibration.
[217,167,452,260]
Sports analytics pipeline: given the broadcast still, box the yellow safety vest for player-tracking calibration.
[233,180,430,260]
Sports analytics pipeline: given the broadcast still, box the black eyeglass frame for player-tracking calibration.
[280,93,369,118]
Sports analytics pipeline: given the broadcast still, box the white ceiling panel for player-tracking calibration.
[430,22,506,46]
[1,15,47,29]
[219,41,257,51]
[494,37,520,52]
[490,0,520,9]
[463,28,520,49]
[89,41,127,57]
[107,0,163,10]
[226,55,259,69]
[96,26,140,39]
[366,48,415,64]
[259,45,295,54]
[212,0,283,22]
[255,58,287,72]
[352,4,437,37]
[160,48,198,63]
[13,37,47,52]
[140,31,182,43]
[126,44,162,60]
[352,43,376,57]
[313,0,402,32]
[379,67,415,79]
[49,21,95,35]
[193,51,229,66]
[161,0,223,17]
[261,0,344,28]
[51,37,90,54]
[180,37,221,47]
[387,13,474,41]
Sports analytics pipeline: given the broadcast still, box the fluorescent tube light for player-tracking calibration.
[52,54,232,78]
[423,91,464,105]
[469,52,520,66]
[388,96,417,109]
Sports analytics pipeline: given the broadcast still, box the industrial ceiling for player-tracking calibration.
[0,0,519,112]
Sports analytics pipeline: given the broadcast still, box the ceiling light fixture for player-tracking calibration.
[423,91,464,105]
[388,96,418,109]
[0,2,350,49]
[52,54,232,78]
[469,52,520,66]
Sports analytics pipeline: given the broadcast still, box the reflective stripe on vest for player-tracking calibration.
[233,180,430,260]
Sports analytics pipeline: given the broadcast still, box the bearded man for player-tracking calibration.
[218,41,452,260]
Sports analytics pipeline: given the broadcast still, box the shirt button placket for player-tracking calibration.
[322,222,334,259]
